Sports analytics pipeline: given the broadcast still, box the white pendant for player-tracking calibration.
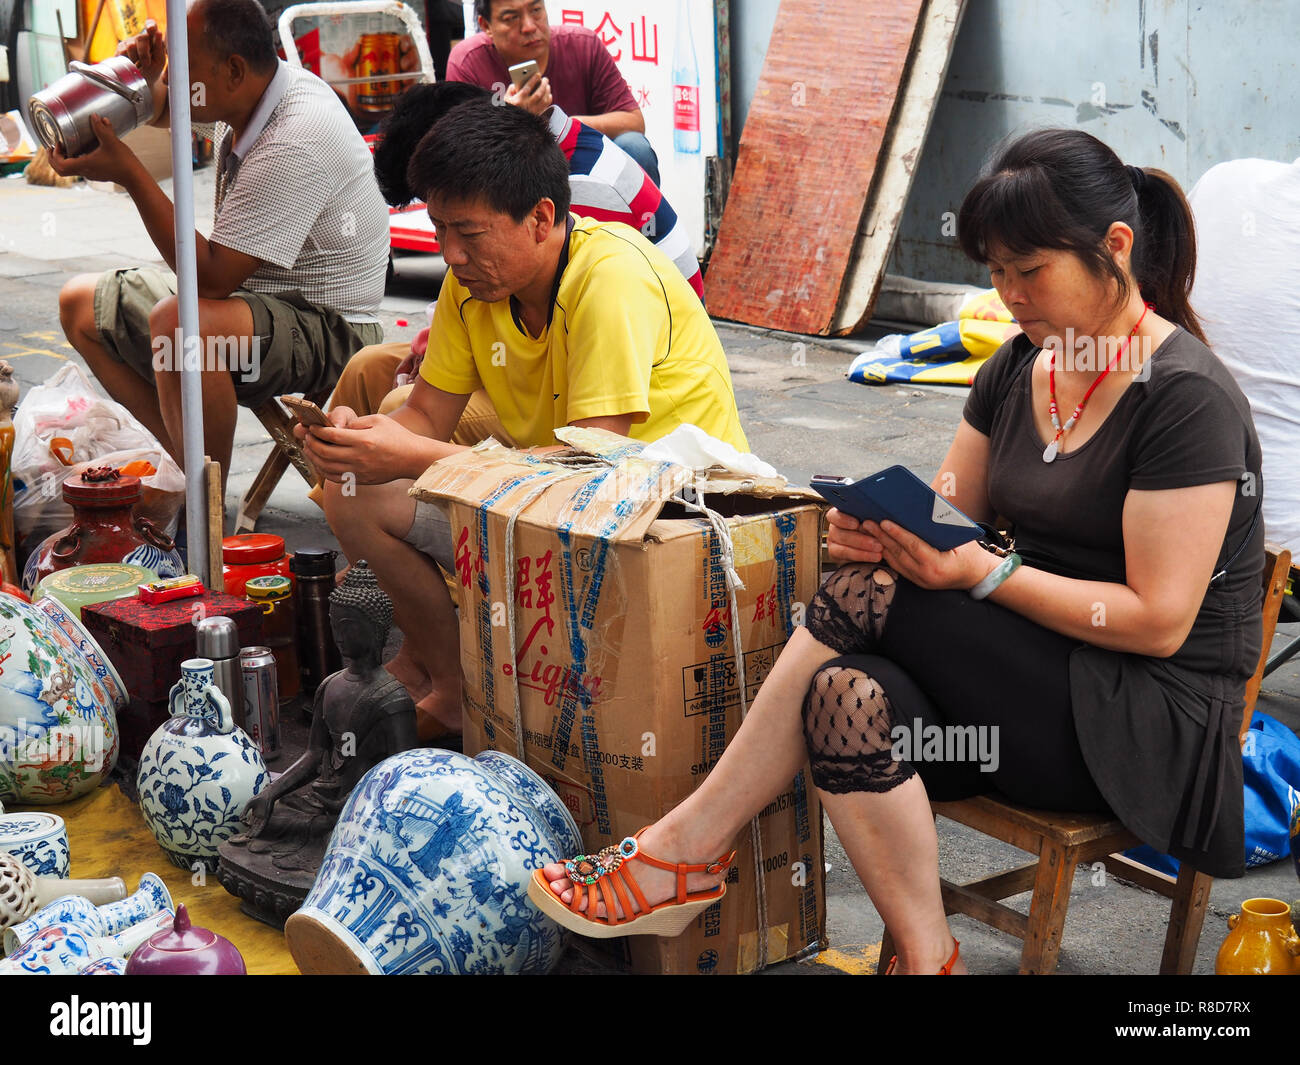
[1042,440,1059,463]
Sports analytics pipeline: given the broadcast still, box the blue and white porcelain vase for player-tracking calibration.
[4,872,173,954]
[137,658,268,872]
[0,909,173,975]
[0,593,125,804]
[285,748,581,975]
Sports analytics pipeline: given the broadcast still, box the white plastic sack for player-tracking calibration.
[11,364,185,541]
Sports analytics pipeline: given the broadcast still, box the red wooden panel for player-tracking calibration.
[706,0,925,334]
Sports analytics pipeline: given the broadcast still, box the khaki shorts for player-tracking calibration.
[92,266,383,409]
[403,498,455,573]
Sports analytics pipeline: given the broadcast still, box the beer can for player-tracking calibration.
[356,32,403,113]
[240,646,281,757]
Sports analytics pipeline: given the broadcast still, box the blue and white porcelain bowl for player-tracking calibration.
[285,748,582,975]
[0,812,70,879]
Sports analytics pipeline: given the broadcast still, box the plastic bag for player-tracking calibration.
[11,364,185,543]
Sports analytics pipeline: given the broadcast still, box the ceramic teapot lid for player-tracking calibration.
[124,903,247,975]
[62,468,142,506]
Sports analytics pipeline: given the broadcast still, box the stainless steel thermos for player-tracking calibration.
[27,56,153,157]
[291,547,341,694]
[195,616,245,731]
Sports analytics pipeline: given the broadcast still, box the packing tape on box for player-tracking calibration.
[677,483,771,970]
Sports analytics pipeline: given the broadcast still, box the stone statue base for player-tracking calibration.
[215,843,319,929]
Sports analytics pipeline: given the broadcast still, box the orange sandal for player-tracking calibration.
[528,829,736,939]
[884,938,961,974]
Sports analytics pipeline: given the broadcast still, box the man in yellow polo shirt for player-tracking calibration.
[301,99,746,739]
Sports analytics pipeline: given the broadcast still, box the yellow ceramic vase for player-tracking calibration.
[1215,897,1300,975]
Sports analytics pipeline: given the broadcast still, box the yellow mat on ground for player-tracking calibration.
[14,784,298,975]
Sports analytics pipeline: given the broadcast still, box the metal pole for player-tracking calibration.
[165,0,208,581]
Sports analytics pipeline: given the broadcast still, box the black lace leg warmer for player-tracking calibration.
[806,564,899,654]
[803,662,915,794]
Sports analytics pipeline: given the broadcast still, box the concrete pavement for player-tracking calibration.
[1,166,1298,976]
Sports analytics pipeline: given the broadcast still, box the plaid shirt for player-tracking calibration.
[211,63,388,322]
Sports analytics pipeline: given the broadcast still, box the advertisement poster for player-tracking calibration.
[543,1,720,252]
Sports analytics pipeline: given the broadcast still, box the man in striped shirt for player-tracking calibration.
[324,80,701,425]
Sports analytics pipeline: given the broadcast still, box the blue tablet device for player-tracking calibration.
[810,465,983,552]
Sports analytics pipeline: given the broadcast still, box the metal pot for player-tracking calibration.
[27,56,152,158]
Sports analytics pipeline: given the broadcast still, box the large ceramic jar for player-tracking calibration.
[285,749,581,975]
[1215,897,1300,975]
[0,593,125,804]
[23,468,184,594]
[137,659,268,872]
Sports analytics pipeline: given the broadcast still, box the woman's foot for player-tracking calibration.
[537,823,728,920]
[888,935,967,974]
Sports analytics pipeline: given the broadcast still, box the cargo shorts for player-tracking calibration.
[92,266,383,409]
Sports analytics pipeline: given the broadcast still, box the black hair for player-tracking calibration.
[405,98,571,221]
[373,82,493,206]
[194,0,278,76]
[475,0,492,21]
[956,128,1205,344]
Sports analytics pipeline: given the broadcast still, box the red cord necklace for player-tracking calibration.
[1043,303,1152,463]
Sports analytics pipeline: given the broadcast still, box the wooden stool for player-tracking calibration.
[234,389,331,534]
[878,544,1292,975]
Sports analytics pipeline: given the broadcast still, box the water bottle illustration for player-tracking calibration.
[672,0,701,154]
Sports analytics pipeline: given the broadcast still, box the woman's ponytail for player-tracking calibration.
[1130,166,1207,345]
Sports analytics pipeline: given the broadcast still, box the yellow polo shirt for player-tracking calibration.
[420,216,748,451]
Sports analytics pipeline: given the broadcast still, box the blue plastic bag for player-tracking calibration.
[1125,711,1300,876]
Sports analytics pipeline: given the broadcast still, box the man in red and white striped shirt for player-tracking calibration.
[326,80,701,422]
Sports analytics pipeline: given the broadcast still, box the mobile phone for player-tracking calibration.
[280,395,330,428]
[810,465,982,552]
[509,60,541,90]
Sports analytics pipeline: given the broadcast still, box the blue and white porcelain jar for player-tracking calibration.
[0,812,70,878]
[0,593,125,805]
[285,748,581,975]
[137,658,268,872]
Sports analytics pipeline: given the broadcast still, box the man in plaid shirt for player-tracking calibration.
[54,0,388,494]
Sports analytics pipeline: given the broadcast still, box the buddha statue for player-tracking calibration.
[217,561,418,926]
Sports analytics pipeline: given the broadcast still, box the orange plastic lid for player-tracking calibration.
[222,533,286,564]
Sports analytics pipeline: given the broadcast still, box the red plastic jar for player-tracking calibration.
[222,533,294,598]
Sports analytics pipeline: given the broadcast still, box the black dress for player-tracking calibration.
[961,328,1264,878]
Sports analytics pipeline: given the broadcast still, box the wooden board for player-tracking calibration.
[705,0,964,337]
[831,0,967,334]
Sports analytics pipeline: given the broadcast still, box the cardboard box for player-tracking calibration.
[413,430,829,974]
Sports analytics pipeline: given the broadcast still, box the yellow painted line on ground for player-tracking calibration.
[811,942,882,975]
[0,343,68,360]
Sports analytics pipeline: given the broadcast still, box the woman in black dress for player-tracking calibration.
[529,128,1263,974]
